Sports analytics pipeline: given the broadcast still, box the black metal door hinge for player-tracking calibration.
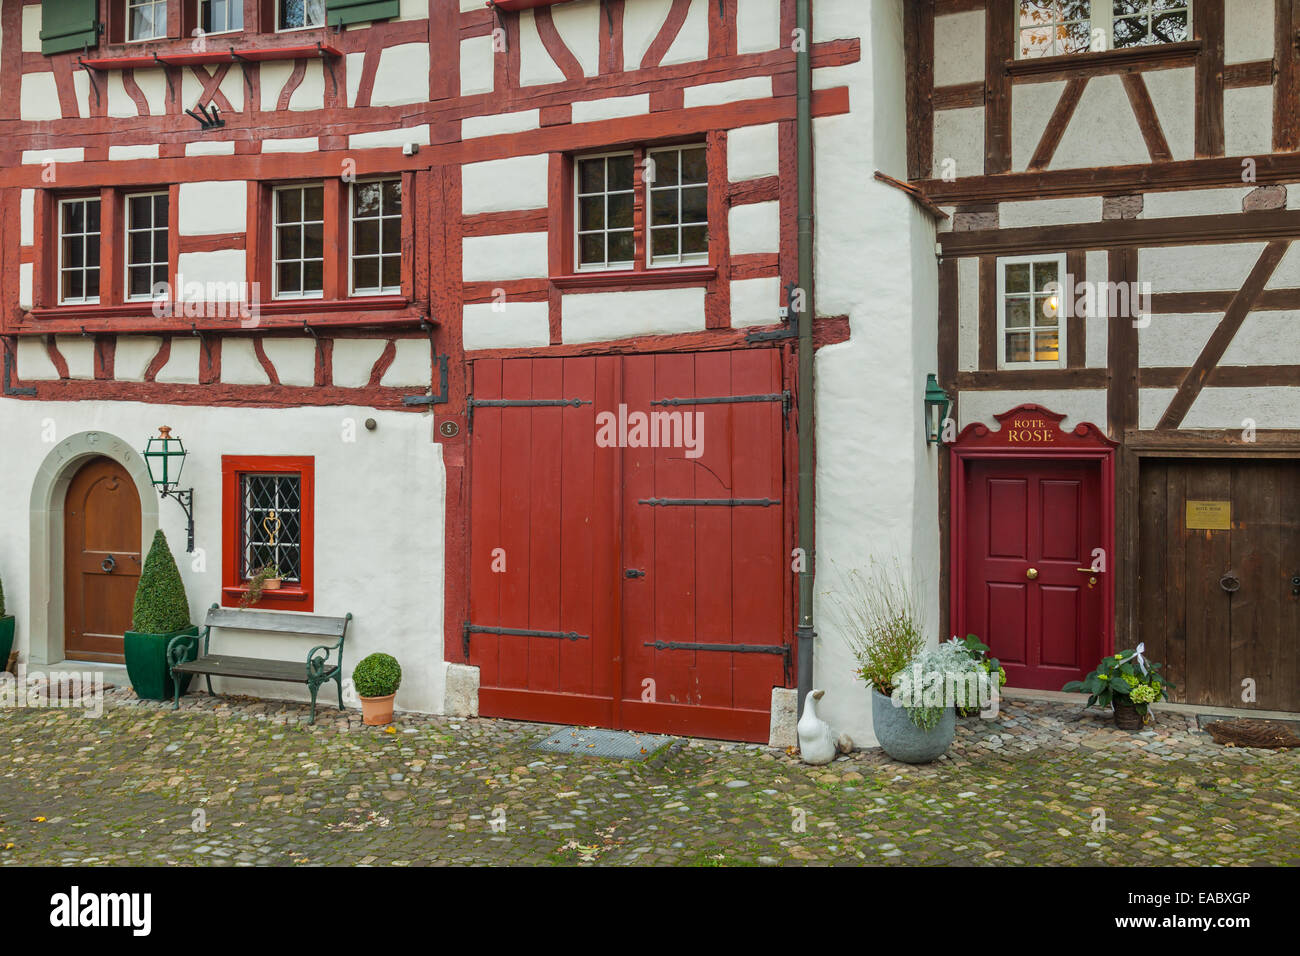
[643,640,792,683]
[462,622,590,658]
[466,395,591,431]
[652,390,791,427]
[403,354,450,407]
[638,498,781,507]
[3,347,36,397]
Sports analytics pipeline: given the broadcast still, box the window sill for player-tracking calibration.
[81,36,341,71]
[550,265,717,292]
[18,296,429,334]
[221,586,312,612]
[1005,40,1202,80]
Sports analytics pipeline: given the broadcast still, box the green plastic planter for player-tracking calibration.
[0,616,15,672]
[124,626,199,700]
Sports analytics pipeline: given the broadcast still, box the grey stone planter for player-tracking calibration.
[871,688,955,764]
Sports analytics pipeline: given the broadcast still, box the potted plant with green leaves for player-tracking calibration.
[950,634,1006,717]
[0,571,15,674]
[1063,646,1173,730]
[124,530,198,700]
[353,652,401,726]
[238,565,282,609]
[835,561,965,763]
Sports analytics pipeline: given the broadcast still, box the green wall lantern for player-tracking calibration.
[144,426,195,552]
[924,374,952,446]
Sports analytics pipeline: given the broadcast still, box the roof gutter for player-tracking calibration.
[795,0,816,718]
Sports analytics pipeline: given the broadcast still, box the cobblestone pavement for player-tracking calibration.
[1,681,1297,866]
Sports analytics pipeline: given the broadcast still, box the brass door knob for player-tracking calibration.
[1026,567,1039,580]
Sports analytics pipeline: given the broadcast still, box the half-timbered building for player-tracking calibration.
[910,0,1299,712]
[1,0,946,744]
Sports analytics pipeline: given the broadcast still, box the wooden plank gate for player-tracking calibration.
[465,349,792,741]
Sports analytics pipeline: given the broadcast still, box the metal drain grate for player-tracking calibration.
[535,727,674,760]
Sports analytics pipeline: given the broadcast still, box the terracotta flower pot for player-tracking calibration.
[1113,700,1144,731]
[263,579,282,591]
[360,693,396,726]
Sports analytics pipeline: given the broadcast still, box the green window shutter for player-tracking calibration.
[326,0,402,28]
[40,0,100,55]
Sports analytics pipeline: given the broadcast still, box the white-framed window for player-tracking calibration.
[58,197,102,305]
[125,192,169,301]
[278,0,326,31]
[575,152,636,271]
[273,184,325,300]
[1016,1,1191,59]
[996,254,1067,369]
[127,0,169,41]
[350,179,402,296]
[200,0,244,34]
[646,144,708,268]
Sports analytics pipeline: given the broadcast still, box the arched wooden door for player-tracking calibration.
[64,457,142,663]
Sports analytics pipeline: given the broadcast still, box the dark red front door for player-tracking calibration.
[964,459,1103,689]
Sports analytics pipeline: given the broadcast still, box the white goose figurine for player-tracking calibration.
[798,689,853,764]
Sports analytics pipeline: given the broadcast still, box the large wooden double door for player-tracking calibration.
[466,350,790,741]
[64,457,142,663]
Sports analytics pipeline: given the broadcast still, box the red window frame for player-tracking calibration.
[221,455,315,611]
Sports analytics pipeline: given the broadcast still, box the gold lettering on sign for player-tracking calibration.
[1186,500,1231,531]
[1005,417,1056,443]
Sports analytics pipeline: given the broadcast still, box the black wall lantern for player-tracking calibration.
[144,426,195,552]
[924,374,953,446]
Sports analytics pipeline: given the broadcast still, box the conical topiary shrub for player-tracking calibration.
[132,529,192,633]
[125,530,198,700]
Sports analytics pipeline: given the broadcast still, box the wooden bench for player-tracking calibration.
[167,604,353,725]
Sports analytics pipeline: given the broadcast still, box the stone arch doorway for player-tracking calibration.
[29,432,158,666]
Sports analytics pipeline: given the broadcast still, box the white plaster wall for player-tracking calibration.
[462,155,550,215]
[1011,81,1064,172]
[551,0,601,77]
[1050,75,1147,169]
[957,257,978,372]
[20,190,34,246]
[21,5,41,51]
[1085,250,1109,368]
[0,400,447,715]
[933,106,984,179]
[16,340,59,381]
[1142,186,1250,217]
[221,338,271,385]
[1140,310,1300,368]
[348,125,431,149]
[572,94,650,123]
[260,61,325,112]
[262,339,317,387]
[561,287,706,343]
[382,340,432,388]
[999,196,1101,228]
[462,110,540,139]
[262,137,319,153]
[20,72,60,122]
[331,340,389,388]
[460,35,496,97]
[1143,67,1195,161]
[808,0,940,749]
[157,339,201,385]
[462,233,550,282]
[114,338,165,382]
[933,11,985,86]
[736,0,781,54]
[186,141,236,157]
[22,148,82,165]
[1137,314,1217,368]
[371,43,431,106]
[177,251,247,295]
[1140,387,1300,429]
[463,302,552,351]
[178,181,248,236]
[1224,85,1273,157]
[1140,242,1267,293]
[729,201,781,255]
[684,76,772,108]
[728,123,780,181]
[520,11,566,87]
[1224,0,1275,64]
[729,276,781,328]
[109,144,160,161]
[54,338,94,380]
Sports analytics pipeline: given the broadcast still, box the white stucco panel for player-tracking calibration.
[19,264,33,310]
[347,125,431,150]
[957,257,978,372]
[1141,387,1300,429]
[262,137,320,153]
[462,233,550,282]
[736,0,781,54]
[519,11,567,87]
[462,155,550,215]
[1224,86,1274,158]
[220,338,271,386]
[959,390,1109,433]
[156,338,200,384]
[1011,81,1065,171]
[371,43,431,106]
[381,340,433,388]
[1137,314,1217,368]
[1050,75,1147,170]
[551,0,601,77]
[572,94,650,123]
[933,106,984,179]
[109,144,160,161]
[20,189,34,246]
[729,201,781,256]
[331,339,390,388]
[21,5,42,52]
[933,12,986,86]
[562,287,707,343]
[178,179,248,233]
[259,339,317,387]
[177,251,247,295]
[1143,67,1195,161]
[114,337,166,382]
[73,71,91,119]
[16,339,59,381]
[684,76,773,108]
[20,72,60,122]
[999,196,1102,229]
[54,337,95,380]
[729,276,781,328]
[1085,250,1109,368]
[1143,186,1249,218]
[727,123,780,182]
[260,61,324,112]
[462,110,541,139]
[663,0,709,65]
[462,302,552,351]
[460,35,496,97]
[1141,243,1267,293]
[22,148,83,165]
[1224,0,1276,64]
[185,140,236,157]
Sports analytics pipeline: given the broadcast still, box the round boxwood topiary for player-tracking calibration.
[131,529,192,634]
[353,652,402,699]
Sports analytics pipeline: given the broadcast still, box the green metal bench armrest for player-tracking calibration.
[166,632,200,670]
[306,643,339,682]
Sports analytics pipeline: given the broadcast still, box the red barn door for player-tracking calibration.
[466,350,790,741]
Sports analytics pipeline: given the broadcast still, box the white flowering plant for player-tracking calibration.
[1062,648,1172,718]
[891,642,989,731]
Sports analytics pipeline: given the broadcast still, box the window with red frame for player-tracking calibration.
[221,456,314,611]
[570,143,710,274]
